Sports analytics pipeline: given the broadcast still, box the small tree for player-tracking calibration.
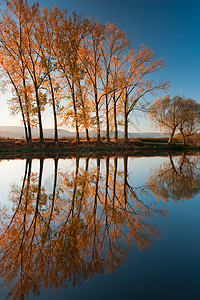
[148,95,200,145]
[178,98,200,145]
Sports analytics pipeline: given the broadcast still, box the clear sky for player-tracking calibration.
[0,0,200,132]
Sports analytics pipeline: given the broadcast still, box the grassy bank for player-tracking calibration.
[0,137,199,159]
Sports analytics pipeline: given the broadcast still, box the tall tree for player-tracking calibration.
[81,20,105,141]
[100,24,130,141]
[122,45,169,140]
[0,0,36,146]
[37,6,61,144]
[52,10,90,142]
[23,1,47,145]
[109,55,127,141]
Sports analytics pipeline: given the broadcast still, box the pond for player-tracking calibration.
[0,153,200,299]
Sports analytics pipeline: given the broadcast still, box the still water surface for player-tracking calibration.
[0,154,200,299]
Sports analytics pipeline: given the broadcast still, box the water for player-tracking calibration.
[0,154,200,300]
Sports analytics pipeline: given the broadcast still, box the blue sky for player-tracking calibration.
[0,0,200,132]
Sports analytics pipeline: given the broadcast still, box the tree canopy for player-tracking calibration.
[0,0,168,145]
[148,95,200,145]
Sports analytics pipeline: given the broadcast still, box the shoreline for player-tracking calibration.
[0,138,199,159]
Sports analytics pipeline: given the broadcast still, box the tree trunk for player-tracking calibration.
[180,126,186,146]
[75,118,80,143]
[95,92,101,141]
[18,95,29,144]
[168,127,176,145]
[48,74,59,144]
[113,92,118,141]
[22,77,32,147]
[34,86,44,146]
[86,128,90,142]
[21,114,28,144]
[27,119,32,148]
[106,93,110,142]
[77,81,90,142]
[72,84,80,143]
[124,89,128,140]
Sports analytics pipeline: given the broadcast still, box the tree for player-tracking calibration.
[0,0,169,143]
[100,23,130,142]
[22,1,47,146]
[109,54,126,141]
[178,98,200,146]
[0,0,50,146]
[122,45,169,140]
[148,95,200,145]
[81,19,106,141]
[37,6,61,144]
[0,0,36,146]
[52,10,90,143]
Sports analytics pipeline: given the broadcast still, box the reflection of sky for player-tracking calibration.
[0,156,178,208]
[0,159,26,209]
[0,156,169,213]
[0,159,55,210]
[128,156,167,186]
[1,155,200,299]
[1,155,197,209]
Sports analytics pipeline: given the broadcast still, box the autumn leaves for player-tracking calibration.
[0,0,168,146]
[148,96,200,145]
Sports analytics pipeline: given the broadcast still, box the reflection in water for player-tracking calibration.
[0,156,168,299]
[148,153,200,201]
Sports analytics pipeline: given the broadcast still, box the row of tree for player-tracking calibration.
[0,0,168,146]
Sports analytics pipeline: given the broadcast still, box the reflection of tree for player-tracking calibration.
[0,156,166,299]
[148,153,200,201]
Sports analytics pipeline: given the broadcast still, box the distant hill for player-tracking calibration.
[0,126,168,139]
[0,126,74,139]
